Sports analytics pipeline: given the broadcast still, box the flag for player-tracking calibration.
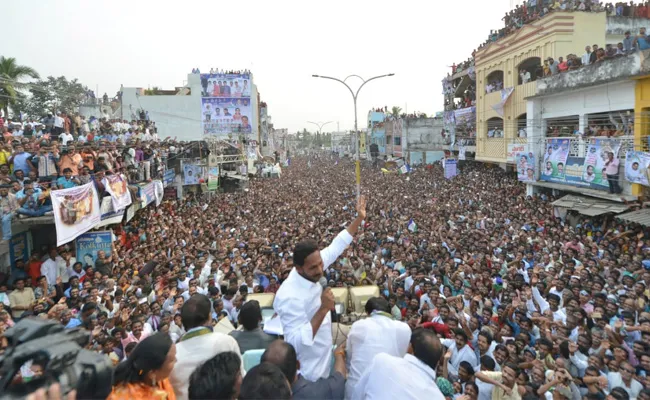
[284,158,291,167]
[399,164,411,174]
[407,218,417,232]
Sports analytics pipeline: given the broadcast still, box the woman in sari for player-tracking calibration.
[108,333,177,400]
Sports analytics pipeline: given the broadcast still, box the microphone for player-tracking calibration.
[319,276,328,289]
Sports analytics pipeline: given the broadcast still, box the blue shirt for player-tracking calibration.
[56,177,78,189]
[15,187,42,200]
[638,37,650,51]
[12,152,32,174]
[65,318,82,329]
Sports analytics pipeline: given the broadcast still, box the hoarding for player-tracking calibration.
[200,72,252,137]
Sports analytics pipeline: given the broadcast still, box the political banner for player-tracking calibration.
[104,174,132,212]
[444,159,457,179]
[183,164,204,185]
[208,167,219,191]
[162,169,175,187]
[459,146,466,160]
[75,231,113,268]
[625,151,650,186]
[9,232,28,267]
[97,196,125,227]
[516,151,535,182]
[540,139,570,183]
[202,97,253,136]
[50,183,101,246]
[139,182,158,207]
[507,144,528,163]
[581,139,621,188]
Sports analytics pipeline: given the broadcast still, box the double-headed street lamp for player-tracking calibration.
[307,121,333,150]
[312,73,394,200]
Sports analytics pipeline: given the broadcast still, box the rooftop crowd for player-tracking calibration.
[1,152,650,399]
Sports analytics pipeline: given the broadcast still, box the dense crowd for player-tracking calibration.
[2,153,650,399]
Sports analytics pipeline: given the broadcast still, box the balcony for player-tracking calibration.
[534,50,650,97]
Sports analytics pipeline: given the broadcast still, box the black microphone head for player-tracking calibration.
[319,276,328,289]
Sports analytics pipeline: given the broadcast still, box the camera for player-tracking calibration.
[0,318,114,400]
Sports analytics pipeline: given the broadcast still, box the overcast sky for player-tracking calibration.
[5,0,513,133]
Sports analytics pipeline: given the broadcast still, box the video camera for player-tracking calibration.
[0,318,113,400]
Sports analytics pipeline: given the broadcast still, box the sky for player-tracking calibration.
[4,0,514,133]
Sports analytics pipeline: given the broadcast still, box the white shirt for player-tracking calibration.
[353,353,445,400]
[441,338,478,378]
[345,313,411,398]
[607,372,642,399]
[169,329,245,400]
[273,229,353,382]
[41,258,58,286]
[54,116,64,128]
[60,132,74,146]
[582,52,591,66]
[57,257,77,283]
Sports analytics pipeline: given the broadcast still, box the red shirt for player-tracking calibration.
[27,260,43,283]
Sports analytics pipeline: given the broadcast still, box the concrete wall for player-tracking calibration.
[121,73,258,142]
[405,118,446,150]
[606,16,650,44]
[79,104,119,120]
[540,80,635,119]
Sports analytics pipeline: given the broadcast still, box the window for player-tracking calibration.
[486,117,504,138]
[485,70,504,94]
[517,57,542,85]
[394,137,401,145]
[517,113,527,138]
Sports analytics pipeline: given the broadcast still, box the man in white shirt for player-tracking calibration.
[40,249,59,287]
[60,131,74,146]
[345,297,411,398]
[582,46,592,66]
[353,328,446,400]
[274,195,367,382]
[441,328,478,378]
[170,294,244,400]
[519,69,531,84]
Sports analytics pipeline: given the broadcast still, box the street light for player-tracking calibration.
[312,73,395,200]
[307,121,333,150]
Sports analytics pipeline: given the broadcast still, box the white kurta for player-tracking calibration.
[352,353,445,400]
[273,229,353,382]
[441,338,478,378]
[345,313,412,398]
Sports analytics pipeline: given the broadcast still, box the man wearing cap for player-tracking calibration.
[0,182,18,240]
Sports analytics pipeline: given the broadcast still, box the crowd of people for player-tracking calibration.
[545,112,634,138]
[1,149,650,399]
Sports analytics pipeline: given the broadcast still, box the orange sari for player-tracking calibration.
[107,378,176,400]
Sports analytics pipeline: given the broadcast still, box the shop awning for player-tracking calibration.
[616,208,650,226]
[551,194,629,216]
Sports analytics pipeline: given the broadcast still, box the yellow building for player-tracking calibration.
[475,11,606,163]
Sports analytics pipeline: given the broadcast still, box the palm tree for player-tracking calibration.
[0,56,40,117]
[390,106,402,119]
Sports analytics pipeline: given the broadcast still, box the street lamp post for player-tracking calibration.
[312,73,394,200]
[307,121,333,151]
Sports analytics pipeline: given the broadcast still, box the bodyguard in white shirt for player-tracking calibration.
[274,196,367,382]
[345,297,411,399]
[352,328,446,400]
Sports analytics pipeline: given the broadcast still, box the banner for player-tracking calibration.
[183,164,204,185]
[625,150,650,186]
[507,143,528,163]
[154,180,164,206]
[51,183,101,246]
[9,232,28,267]
[75,231,113,267]
[580,139,621,188]
[139,182,157,207]
[491,87,514,116]
[201,72,252,137]
[208,167,220,191]
[540,139,570,183]
[104,174,132,212]
[444,159,457,179]
[516,151,535,182]
[458,146,466,160]
[247,142,258,161]
[162,169,175,187]
[97,196,125,227]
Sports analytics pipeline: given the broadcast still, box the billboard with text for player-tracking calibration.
[200,72,252,137]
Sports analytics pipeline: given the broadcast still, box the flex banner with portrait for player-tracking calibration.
[516,151,535,182]
[625,150,650,186]
[540,139,570,183]
[200,72,252,137]
[183,164,205,185]
[51,182,101,246]
[75,231,113,268]
[104,174,132,211]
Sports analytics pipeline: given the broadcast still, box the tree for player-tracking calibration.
[13,76,88,118]
[0,56,40,117]
[390,106,402,119]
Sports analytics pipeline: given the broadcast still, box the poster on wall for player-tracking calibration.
[104,174,132,211]
[208,167,219,191]
[516,151,535,182]
[75,231,113,268]
[183,164,205,185]
[580,139,621,188]
[458,146,466,160]
[540,139,570,182]
[50,183,101,246]
[444,159,457,179]
[625,151,650,186]
[9,232,29,268]
[200,72,252,137]
[96,196,125,227]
